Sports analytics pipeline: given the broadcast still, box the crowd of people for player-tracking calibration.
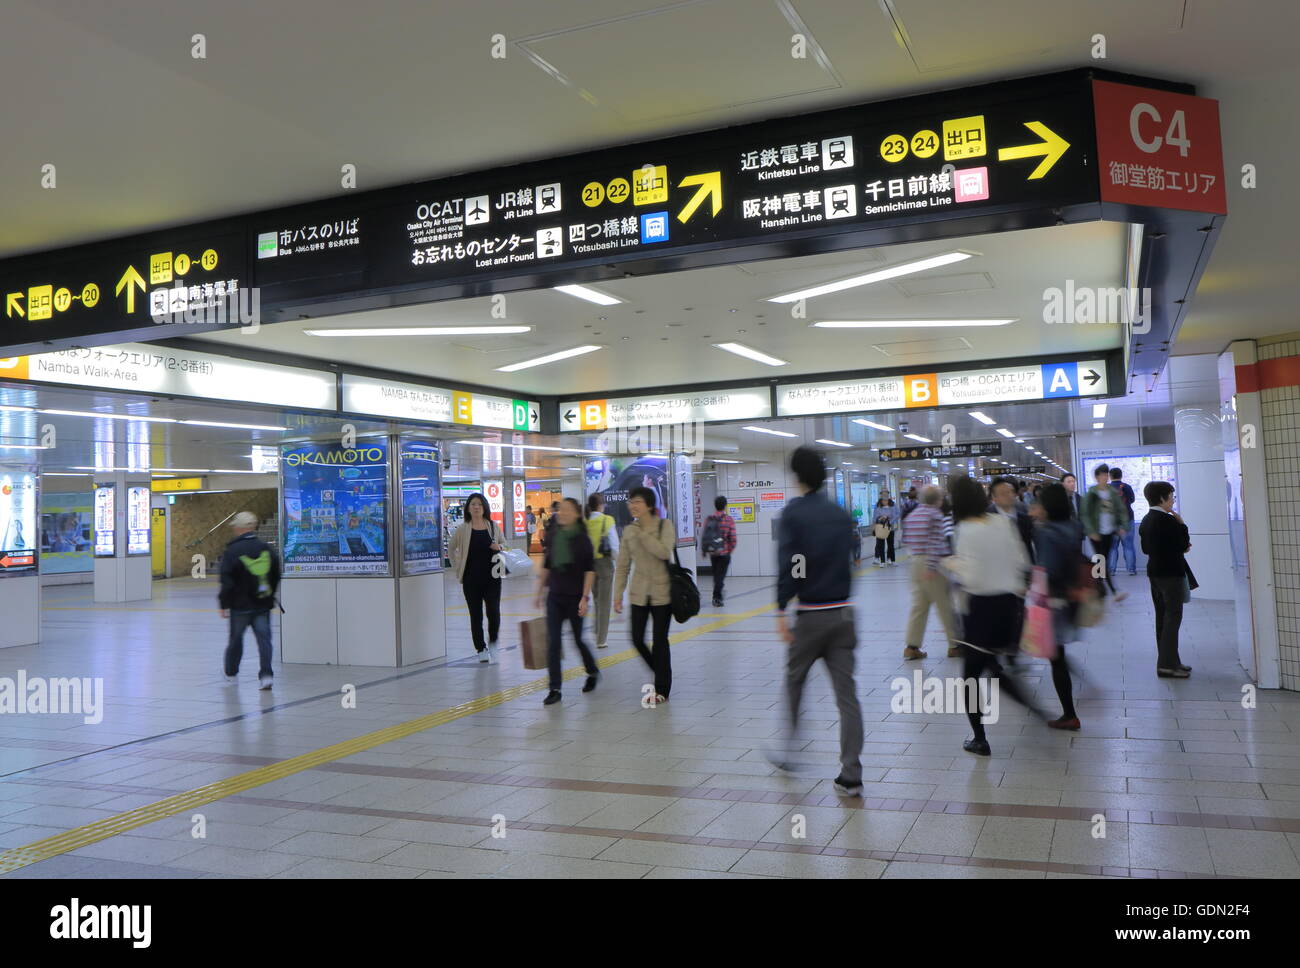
[211,448,1197,799]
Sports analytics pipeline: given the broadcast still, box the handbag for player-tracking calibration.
[519,616,547,670]
[1020,566,1057,659]
[659,519,700,624]
[873,522,890,540]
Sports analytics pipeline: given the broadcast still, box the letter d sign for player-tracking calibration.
[904,374,936,407]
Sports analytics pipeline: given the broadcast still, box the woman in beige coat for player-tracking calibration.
[613,485,676,704]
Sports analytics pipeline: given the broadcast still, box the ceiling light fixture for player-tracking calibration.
[743,425,797,438]
[903,433,932,443]
[815,438,851,447]
[496,345,601,372]
[713,342,788,366]
[852,419,893,432]
[181,420,287,432]
[1092,403,1108,418]
[968,412,997,425]
[995,428,1015,438]
[40,409,178,423]
[812,318,1015,328]
[1093,422,1104,429]
[712,458,743,464]
[767,251,973,303]
[305,326,532,337]
[552,284,621,306]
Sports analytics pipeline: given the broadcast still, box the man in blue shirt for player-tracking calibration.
[771,447,864,797]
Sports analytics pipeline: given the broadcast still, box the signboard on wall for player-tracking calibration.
[40,491,92,574]
[727,500,756,524]
[483,480,505,531]
[512,480,527,536]
[342,374,540,432]
[1093,79,1226,215]
[777,359,1107,417]
[672,454,694,546]
[93,485,116,557]
[0,342,336,411]
[281,442,389,576]
[126,485,151,556]
[398,439,442,576]
[759,491,787,512]
[559,387,771,431]
[0,470,38,575]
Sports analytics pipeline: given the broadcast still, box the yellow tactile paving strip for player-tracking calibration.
[0,601,776,875]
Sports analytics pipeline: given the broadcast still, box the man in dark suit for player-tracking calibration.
[990,477,1035,564]
[1139,481,1194,678]
[1062,472,1084,521]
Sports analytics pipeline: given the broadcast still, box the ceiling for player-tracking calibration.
[2,0,1292,400]
[196,221,1124,395]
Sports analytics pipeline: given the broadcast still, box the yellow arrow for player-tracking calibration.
[676,171,722,223]
[5,292,23,318]
[997,121,1070,180]
[115,265,146,313]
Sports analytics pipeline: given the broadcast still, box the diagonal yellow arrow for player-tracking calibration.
[5,292,23,318]
[676,171,722,223]
[997,121,1070,180]
[115,265,146,314]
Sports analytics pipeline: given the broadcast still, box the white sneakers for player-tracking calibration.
[597,641,608,649]
[478,648,490,663]
[487,644,499,664]
[259,674,273,691]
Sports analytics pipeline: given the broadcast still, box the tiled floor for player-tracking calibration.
[2,560,1299,879]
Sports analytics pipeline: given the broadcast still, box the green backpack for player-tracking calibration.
[239,550,274,599]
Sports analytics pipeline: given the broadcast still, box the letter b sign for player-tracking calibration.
[905,375,936,407]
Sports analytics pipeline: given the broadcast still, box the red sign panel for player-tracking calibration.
[1092,79,1226,215]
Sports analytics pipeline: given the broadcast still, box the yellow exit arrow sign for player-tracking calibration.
[998,121,1070,179]
[115,265,146,314]
[677,171,722,223]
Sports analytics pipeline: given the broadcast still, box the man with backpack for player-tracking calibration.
[701,495,737,607]
[1108,467,1138,576]
[218,511,281,690]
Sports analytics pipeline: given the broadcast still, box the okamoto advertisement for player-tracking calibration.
[281,442,389,576]
[585,456,668,537]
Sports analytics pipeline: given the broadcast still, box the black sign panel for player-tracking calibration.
[0,233,248,349]
[999,465,1048,475]
[2,69,1102,355]
[879,442,1002,461]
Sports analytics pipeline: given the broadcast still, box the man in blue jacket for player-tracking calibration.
[218,511,281,690]
[771,447,864,797]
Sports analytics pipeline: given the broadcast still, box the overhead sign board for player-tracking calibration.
[879,443,1001,461]
[2,234,247,350]
[341,374,540,432]
[0,342,337,411]
[150,478,204,493]
[559,387,771,431]
[1093,79,1226,215]
[2,70,1115,357]
[999,465,1049,475]
[777,359,1107,417]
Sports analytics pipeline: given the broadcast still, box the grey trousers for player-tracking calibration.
[592,555,615,645]
[787,608,863,785]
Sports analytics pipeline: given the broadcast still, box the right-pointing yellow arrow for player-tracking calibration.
[115,265,146,314]
[997,121,1070,180]
[677,171,722,223]
[5,292,23,318]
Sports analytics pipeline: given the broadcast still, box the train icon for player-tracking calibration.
[830,188,850,212]
[824,184,857,219]
[828,140,847,164]
[821,135,854,169]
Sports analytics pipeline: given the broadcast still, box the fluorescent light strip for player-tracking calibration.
[552,284,621,306]
[43,472,90,477]
[454,441,602,455]
[995,428,1015,438]
[767,252,972,303]
[1092,403,1108,418]
[211,469,273,474]
[181,420,287,432]
[713,342,788,367]
[712,459,742,464]
[903,433,932,443]
[40,409,177,423]
[968,412,997,425]
[496,345,601,372]
[1093,422,1104,429]
[0,444,45,450]
[0,405,34,412]
[743,425,798,438]
[852,419,893,432]
[813,318,1015,328]
[815,438,850,447]
[304,326,532,336]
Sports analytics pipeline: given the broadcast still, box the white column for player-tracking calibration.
[1173,404,1233,600]
[92,472,153,603]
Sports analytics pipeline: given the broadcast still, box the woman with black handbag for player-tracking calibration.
[613,486,676,705]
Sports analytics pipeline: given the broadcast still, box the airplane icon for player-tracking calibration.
[464,195,490,224]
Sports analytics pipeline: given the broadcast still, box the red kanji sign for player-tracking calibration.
[1093,79,1226,215]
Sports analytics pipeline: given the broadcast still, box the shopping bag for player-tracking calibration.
[520,616,547,670]
[499,547,532,578]
[1020,566,1057,659]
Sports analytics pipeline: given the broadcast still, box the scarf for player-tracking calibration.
[550,522,578,571]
